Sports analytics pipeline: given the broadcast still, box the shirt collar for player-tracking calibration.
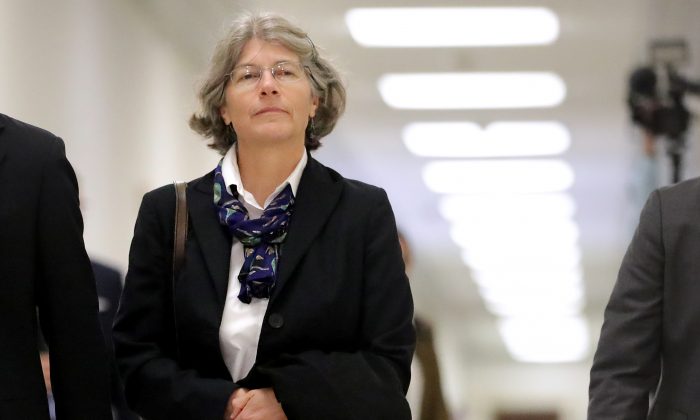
[221,145,307,209]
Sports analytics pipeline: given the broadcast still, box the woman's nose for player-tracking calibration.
[258,70,279,95]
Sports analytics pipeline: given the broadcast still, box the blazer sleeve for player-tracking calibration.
[113,189,235,420]
[588,190,664,419]
[250,189,415,420]
[35,137,112,419]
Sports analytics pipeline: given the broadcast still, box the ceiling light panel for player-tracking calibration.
[403,121,571,158]
[439,193,576,222]
[422,159,574,194]
[346,7,559,47]
[379,72,566,109]
[498,316,590,363]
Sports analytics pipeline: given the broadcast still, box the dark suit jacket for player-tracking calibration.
[0,114,112,419]
[38,261,137,420]
[589,177,700,420]
[113,155,415,420]
[91,261,138,420]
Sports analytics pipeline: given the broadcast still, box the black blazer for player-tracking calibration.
[113,155,415,420]
[0,114,112,419]
[589,177,700,420]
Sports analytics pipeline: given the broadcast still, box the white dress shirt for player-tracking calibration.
[218,146,307,382]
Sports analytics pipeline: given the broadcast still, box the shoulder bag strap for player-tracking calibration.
[172,181,187,360]
[173,181,188,279]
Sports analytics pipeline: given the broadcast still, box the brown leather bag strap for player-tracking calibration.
[172,181,187,360]
[173,181,188,280]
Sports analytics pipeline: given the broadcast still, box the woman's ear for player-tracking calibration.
[220,106,230,125]
[310,95,320,118]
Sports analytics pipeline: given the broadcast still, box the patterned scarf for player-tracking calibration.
[213,161,295,303]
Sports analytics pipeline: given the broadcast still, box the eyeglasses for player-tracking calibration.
[227,61,308,90]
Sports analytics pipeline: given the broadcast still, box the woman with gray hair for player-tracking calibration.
[113,12,414,420]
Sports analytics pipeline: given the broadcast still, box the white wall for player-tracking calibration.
[0,0,215,271]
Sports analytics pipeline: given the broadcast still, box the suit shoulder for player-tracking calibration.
[322,163,386,199]
[341,179,389,211]
[1,113,63,153]
[658,176,700,198]
[141,183,176,207]
[140,171,210,210]
[341,177,385,196]
[651,177,700,223]
[307,156,387,200]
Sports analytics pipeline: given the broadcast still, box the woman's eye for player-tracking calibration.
[235,69,260,83]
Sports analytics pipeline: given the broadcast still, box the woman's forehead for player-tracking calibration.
[236,38,297,65]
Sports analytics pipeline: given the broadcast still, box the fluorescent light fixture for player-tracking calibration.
[484,291,584,318]
[403,121,571,158]
[422,159,574,194]
[498,316,589,362]
[472,268,583,290]
[462,248,582,275]
[345,7,559,47]
[488,300,583,318]
[480,281,583,307]
[379,72,566,109]
[439,193,576,223]
[460,241,580,263]
[461,247,581,271]
[450,218,579,248]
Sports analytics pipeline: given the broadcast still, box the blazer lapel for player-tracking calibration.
[188,172,232,307]
[271,156,343,302]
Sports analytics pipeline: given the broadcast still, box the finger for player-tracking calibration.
[231,392,253,419]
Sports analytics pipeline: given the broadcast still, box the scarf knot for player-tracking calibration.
[213,162,294,303]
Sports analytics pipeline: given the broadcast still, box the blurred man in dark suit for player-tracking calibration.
[40,260,137,420]
[0,113,111,419]
[90,261,135,419]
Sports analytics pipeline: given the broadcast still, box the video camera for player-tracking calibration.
[627,38,700,181]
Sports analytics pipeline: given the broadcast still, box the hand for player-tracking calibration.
[40,352,52,393]
[225,388,251,420]
[229,388,286,420]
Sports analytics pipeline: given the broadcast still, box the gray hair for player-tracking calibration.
[189,12,346,155]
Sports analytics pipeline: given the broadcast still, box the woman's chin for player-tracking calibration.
[248,126,304,145]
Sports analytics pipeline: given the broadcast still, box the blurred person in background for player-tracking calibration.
[589,176,700,418]
[399,231,450,420]
[39,260,137,420]
[113,12,414,420]
[0,113,111,419]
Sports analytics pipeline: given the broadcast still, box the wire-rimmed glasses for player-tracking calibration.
[227,61,308,90]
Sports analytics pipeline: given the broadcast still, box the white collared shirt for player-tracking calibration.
[218,145,307,382]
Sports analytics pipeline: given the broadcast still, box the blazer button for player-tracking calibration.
[268,313,284,329]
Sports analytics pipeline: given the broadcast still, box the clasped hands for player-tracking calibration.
[225,387,287,420]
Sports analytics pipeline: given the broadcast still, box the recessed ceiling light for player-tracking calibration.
[379,72,566,109]
[450,218,579,249]
[473,268,583,290]
[403,121,571,158]
[498,316,589,363]
[461,247,581,271]
[346,7,559,47]
[422,159,574,194]
[439,193,576,222]
[483,284,584,317]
